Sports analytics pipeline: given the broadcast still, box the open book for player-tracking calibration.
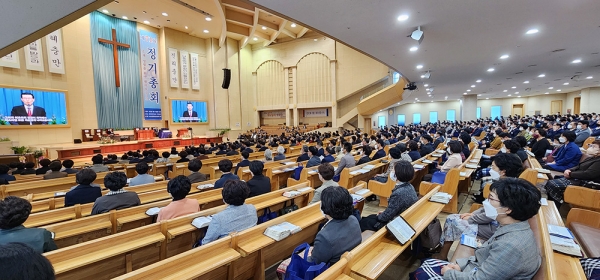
[430,192,453,204]
[264,222,302,241]
[283,191,301,198]
[191,216,213,228]
[549,235,583,257]
[386,216,416,245]
[197,184,215,190]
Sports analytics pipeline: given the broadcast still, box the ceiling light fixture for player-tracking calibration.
[477,94,482,96]
[556,89,562,91]
[253,37,258,41]
[518,96,521,98]
[525,28,539,35]
[523,81,529,84]
[102,9,109,13]
[122,16,128,19]
[587,76,593,79]
[143,20,150,24]
[185,26,188,29]
[487,68,495,72]
[467,89,471,92]
[416,64,423,69]
[262,26,267,30]
[545,92,549,94]
[503,90,507,92]
[548,87,554,89]
[508,94,512,96]
[538,74,546,77]
[572,59,582,63]
[515,92,519,94]
[563,82,569,85]
[291,23,297,27]
[397,14,409,21]
[476,79,481,83]
[203,29,209,33]
[486,98,489,100]
[500,54,509,59]
[205,17,212,21]
[463,92,467,95]
[162,12,168,16]
[409,46,418,52]
[424,84,429,87]
[471,85,476,88]
[511,86,517,89]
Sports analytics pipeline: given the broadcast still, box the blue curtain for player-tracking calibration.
[90,11,142,129]
[170,100,208,123]
[0,88,67,125]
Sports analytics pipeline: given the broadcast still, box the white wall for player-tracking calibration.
[370,100,461,127]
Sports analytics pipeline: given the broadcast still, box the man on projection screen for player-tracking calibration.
[10,92,47,125]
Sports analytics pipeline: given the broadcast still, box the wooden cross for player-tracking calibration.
[98,28,130,87]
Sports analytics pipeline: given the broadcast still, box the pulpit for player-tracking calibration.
[135,130,154,140]
[177,128,189,138]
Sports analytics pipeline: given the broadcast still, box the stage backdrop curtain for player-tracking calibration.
[0,88,68,124]
[90,11,142,129]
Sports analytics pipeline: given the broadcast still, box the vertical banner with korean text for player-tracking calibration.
[180,50,190,89]
[190,52,200,90]
[168,48,179,88]
[139,30,161,120]
[24,39,44,71]
[45,30,65,74]
[0,50,20,69]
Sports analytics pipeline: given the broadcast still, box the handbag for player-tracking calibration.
[431,171,447,184]
[284,243,328,280]
[419,218,442,250]
[280,200,299,215]
[258,207,278,224]
[293,163,304,181]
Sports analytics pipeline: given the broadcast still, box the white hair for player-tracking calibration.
[264,149,273,160]
[277,146,285,154]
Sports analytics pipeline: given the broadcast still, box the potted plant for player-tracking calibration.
[10,146,30,155]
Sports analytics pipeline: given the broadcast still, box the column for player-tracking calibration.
[291,66,299,126]
[330,60,338,128]
[461,95,478,121]
[284,67,291,126]
[252,72,259,127]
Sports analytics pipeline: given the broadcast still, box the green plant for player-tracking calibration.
[32,149,44,158]
[210,128,231,137]
[0,137,10,142]
[10,146,30,155]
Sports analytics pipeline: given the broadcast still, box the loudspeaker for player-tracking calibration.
[222,68,231,89]
[74,139,82,144]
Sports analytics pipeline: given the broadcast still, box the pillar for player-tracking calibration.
[291,66,299,126]
[461,95,478,121]
[330,60,338,128]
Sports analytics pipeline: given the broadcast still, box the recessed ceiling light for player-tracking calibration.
[102,9,109,13]
[548,87,554,89]
[409,46,418,52]
[162,12,168,16]
[563,82,569,85]
[431,101,433,103]
[397,14,409,21]
[415,98,418,100]
[122,16,128,19]
[476,79,481,83]
[523,81,529,84]
[143,20,150,24]
[463,92,467,95]
[508,94,512,96]
[416,64,423,69]
[313,39,318,41]
[253,37,258,41]
[290,23,297,27]
[500,54,509,59]
[518,96,521,98]
[467,89,471,92]
[471,85,476,88]
[262,26,267,30]
[572,59,582,63]
[420,75,425,78]
[203,29,209,33]
[556,89,562,91]
[487,68,495,72]
[511,86,517,89]
[477,94,482,96]
[525,28,539,35]
[515,92,519,94]
[544,92,549,94]
[538,74,546,77]
[586,76,593,79]
[503,90,507,92]
[185,26,188,29]
[424,84,429,87]
[486,98,489,99]
[205,17,212,21]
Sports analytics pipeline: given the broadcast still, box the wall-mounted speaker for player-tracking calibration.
[74,139,82,144]
[222,68,231,89]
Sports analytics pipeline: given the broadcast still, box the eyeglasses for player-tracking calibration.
[487,196,501,203]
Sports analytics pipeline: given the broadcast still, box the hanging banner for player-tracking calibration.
[139,30,161,120]
[0,50,20,69]
[261,110,286,119]
[180,50,190,89]
[45,30,65,74]
[168,48,179,87]
[24,39,44,71]
[190,52,200,90]
[302,108,329,118]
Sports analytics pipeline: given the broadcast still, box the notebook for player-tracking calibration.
[297,187,312,193]
[351,194,365,204]
[465,164,478,169]
[355,189,370,195]
[548,224,574,239]
[283,191,301,198]
[145,207,162,216]
[196,184,215,190]
[386,216,416,245]
[430,192,453,204]
[413,164,425,170]
[549,235,583,257]
[191,216,213,228]
[264,222,302,241]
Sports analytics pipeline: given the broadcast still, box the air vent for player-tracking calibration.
[575,72,583,74]
[171,0,213,17]
[592,52,599,55]
[594,65,600,67]
[551,49,566,53]
[527,64,537,67]
[506,77,512,79]
[515,72,524,74]
[554,79,561,81]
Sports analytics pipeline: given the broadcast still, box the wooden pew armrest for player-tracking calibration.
[469,203,482,213]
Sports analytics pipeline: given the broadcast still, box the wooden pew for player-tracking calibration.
[167,162,190,179]
[566,208,600,258]
[457,149,482,193]
[564,185,600,212]
[419,168,461,213]
[338,158,388,189]
[1,171,116,198]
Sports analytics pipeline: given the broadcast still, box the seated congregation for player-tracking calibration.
[1,113,600,279]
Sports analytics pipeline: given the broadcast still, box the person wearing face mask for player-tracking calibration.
[472,153,524,203]
[547,122,563,141]
[307,186,361,265]
[488,129,504,150]
[530,129,552,162]
[157,176,200,222]
[545,140,600,209]
[419,135,435,157]
[309,163,340,204]
[574,120,592,147]
[372,139,387,160]
[360,161,418,232]
[407,140,422,161]
[418,178,542,279]
[439,141,464,172]
[591,120,600,137]
[544,131,582,172]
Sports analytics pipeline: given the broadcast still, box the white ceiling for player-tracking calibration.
[248,0,600,103]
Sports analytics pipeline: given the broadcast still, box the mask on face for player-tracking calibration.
[559,137,567,143]
[577,125,582,129]
[489,169,501,180]
[447,147,452,154]
[533,134,540,139]
[519,127,524,131]
[483,199,506,220]
[568,124,573,129]
[587,147,598,155]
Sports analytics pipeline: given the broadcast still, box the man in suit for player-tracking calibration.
[246,161,271,197]
[234,151,251,175]
[214,159,240,189]
[64,169,102,206]
[182,102,198,122]
[296,146,310,162]
[316,141,325,157]
[0,164,16,182]
[10,92,47,125]
[43,161,67,180]
[306,146,322,168]
[419,135,434,157]
[187,159,208,183]
[372,139,387,160]
[61,160,78,174]
[335,143,356,176]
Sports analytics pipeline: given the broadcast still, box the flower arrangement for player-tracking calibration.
[10,146,31,155]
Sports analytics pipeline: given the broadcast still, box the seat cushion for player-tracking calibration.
[570,222,600,257]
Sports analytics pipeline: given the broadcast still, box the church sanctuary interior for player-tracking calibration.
[1,0,600,279]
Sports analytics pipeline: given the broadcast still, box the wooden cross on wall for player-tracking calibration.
[98,28,130,87]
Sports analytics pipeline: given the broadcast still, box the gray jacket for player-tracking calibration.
[468,208,499,240]
[308,216,362,265]
[335,153,356,176]
[306,156,322,168]
[444,221,541,280]
[310,180,339,204]
[202,204,257,244]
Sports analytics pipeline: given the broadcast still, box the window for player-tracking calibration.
[392,72,401,84]
[476,107,481,119]
[378,115,386,127]
[446,110,456,122]
[429,111,438,123]
[397,114,405,126]
[413,113,421,124]
[491,106,502,120]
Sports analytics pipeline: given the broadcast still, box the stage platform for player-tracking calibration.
[44,136,222,160]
